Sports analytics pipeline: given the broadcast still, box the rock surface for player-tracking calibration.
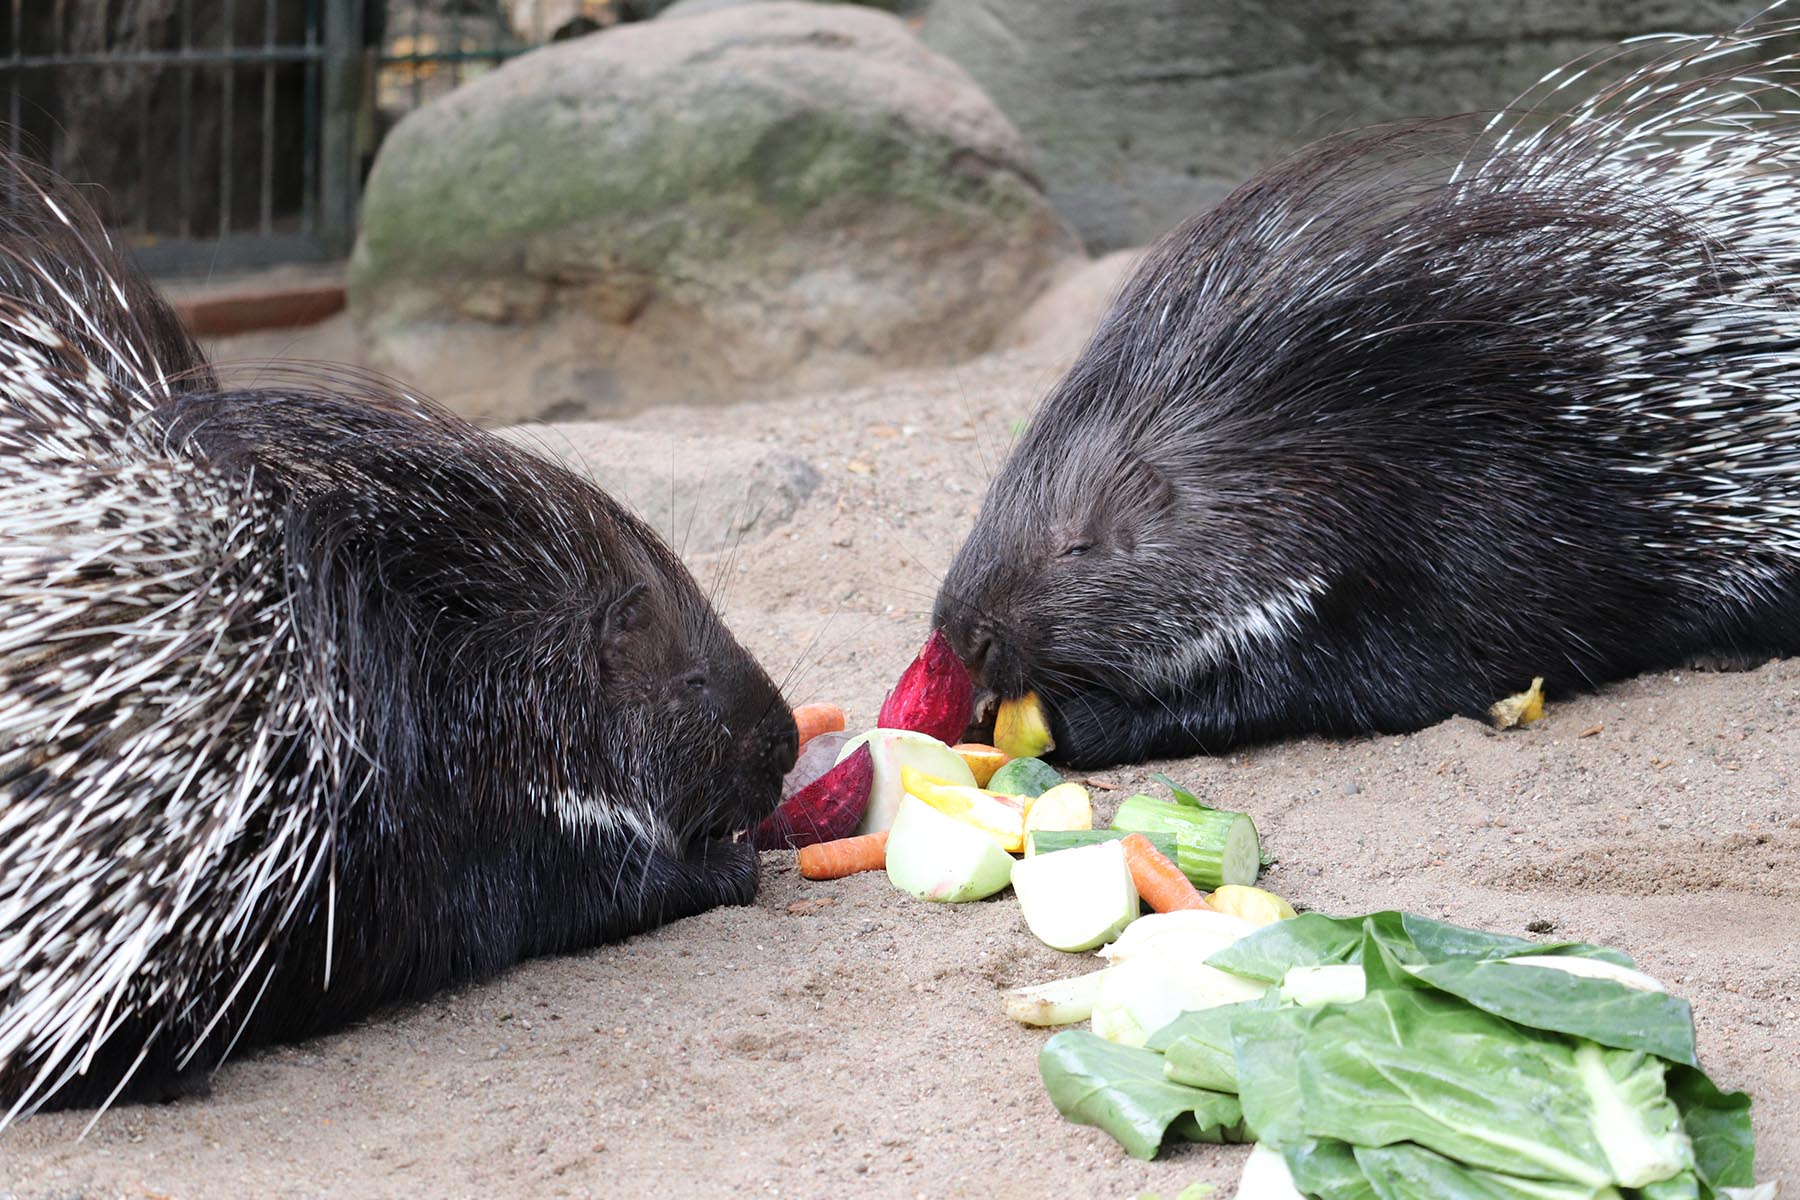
[350,0,1078,422]
[920,0,1753,251]
[497,424,822,554]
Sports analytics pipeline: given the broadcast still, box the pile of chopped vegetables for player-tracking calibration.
[763,633,1768,1197]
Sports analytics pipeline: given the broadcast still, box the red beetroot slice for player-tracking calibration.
[876,628,974,745]
[752,743,875,850]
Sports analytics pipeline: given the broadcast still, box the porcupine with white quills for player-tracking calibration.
[0,161,798,1119]
[935,10,1800,769]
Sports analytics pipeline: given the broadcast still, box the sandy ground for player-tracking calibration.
[3,264,1799,1199]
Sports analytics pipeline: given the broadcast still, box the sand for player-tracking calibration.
[3,267,1798,1199]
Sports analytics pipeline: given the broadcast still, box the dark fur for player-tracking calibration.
[936,58,1800,769]
[0,162,795,1112]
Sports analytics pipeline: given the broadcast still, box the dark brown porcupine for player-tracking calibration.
[936,12,1800,768]
[0,159,796,1119]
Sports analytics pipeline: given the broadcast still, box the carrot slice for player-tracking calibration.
[796,830,889,880]
[1118,833,1212,912]
[793,702,847,748]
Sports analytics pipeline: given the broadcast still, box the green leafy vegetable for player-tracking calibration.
[1151,772,1207,808]
[1666,1066,1757,1191]
[1348,1141,1630,1199]
[1207,911,1633,984]
[1145,996,1276,1094]
[1038,1030,1245,1160]
[1231,987,1695,1188]
[1031,908,1761,1197]
[1282,1139,1379,1200]
[1400,957,1696,1066]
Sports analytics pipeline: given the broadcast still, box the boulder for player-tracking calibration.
[497,425,822,555]
[349,1,1079,421]
[920,0,1747,252]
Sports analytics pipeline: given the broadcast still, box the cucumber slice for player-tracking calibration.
[1110,795,1261,888]
[987,756,1063,798]
[1026,829,1177,861]
[1175,816,1261,889]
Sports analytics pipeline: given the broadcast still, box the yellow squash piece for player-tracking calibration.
[1206,884,1297,927]
[1489,676,1547,729]
[994,692,1055,758]
[898,764,1027,852]
[1023,781,1093,834]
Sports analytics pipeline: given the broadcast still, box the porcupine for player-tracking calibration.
[0,159,797,1118]
[934,11,1800,769]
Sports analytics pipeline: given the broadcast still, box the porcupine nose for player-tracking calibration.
[769,710,799,776]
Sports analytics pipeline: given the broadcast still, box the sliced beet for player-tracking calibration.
[876,628,974,746]
[752,742,876,850]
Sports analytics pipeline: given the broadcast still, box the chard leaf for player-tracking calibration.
[1231,987,1695,1188]
[1666,1066,1757,1191]
[1227,1003,1318,1148]
[1393,913,1633,968]
[1283,1139,1379,1200]
[1152,772,1209,808]
[1208,912,1632,985]
[1350,1142,1630,1199]
[1147,996,1274,1093]
[1396,957,1696,1066]
[1038,1030,1244,1160]
[1205,912,1382,982]
[1637,1173,1703,1200]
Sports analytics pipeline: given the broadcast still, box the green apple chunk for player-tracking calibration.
[1010,840,1140,952]
[839,728,977,835]
[884,793,1015,903]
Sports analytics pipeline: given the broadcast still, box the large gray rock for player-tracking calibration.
[921,0,1754,252]
[349,1,1079,422]
[498,425,822,555]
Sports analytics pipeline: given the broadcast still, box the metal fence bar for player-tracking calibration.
[1,0,548,274]
[219,0,236,241]
[179,0,196,239]
[302,0,320,239]
[260,0,275,237]
[4,47,324,69]
[318,0,362,255]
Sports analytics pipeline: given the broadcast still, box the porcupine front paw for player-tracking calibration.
[639,836,759,928]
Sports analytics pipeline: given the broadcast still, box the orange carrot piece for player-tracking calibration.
[797,830,889,880]
[793,702,847,748]
[1119,833,1212,912]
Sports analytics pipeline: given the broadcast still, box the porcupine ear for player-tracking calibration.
[599,581,655,671]
[1120,454,1175,514]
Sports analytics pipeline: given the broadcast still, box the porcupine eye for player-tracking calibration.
[1056,540,1093,560]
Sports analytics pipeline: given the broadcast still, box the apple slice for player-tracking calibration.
[838,728,977,835]
[952,743,1010,787]
[1009,839,1139,952]
[884,793,1015,903]
[994,692,1055,758]
[898,765,1026,852]
[1023,781,1092,834]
